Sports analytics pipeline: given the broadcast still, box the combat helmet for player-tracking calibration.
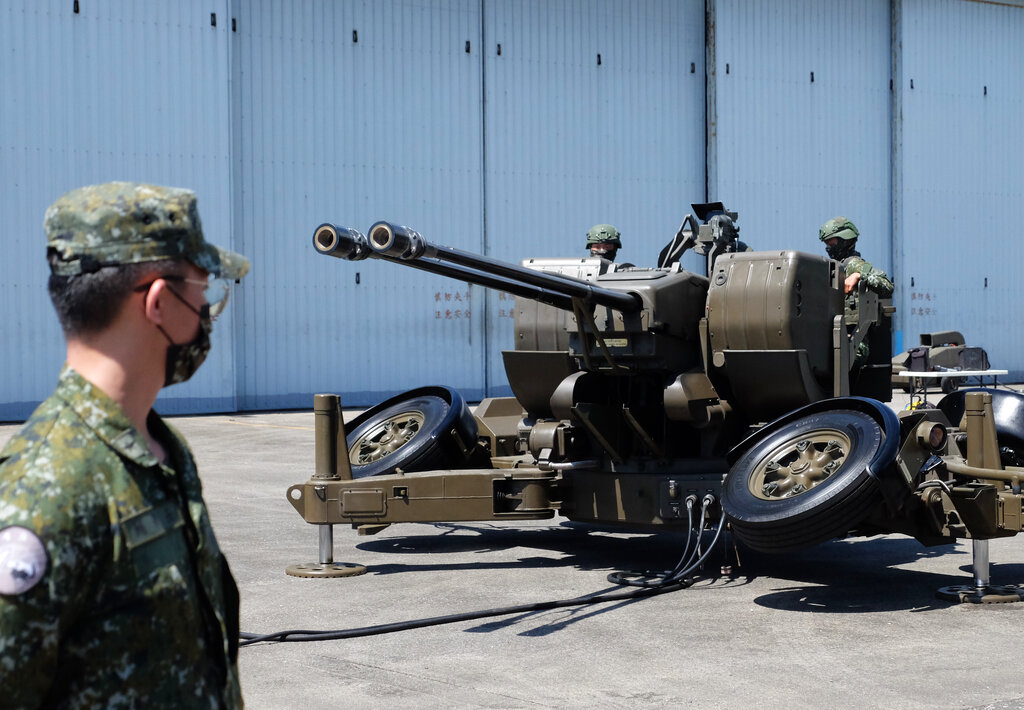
[587,224,622,262]
[819,216,859,260]
[586,224,622,249]
[818,217,859,243]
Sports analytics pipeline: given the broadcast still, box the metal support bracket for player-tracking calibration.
[936,539,1024,604]
[285,393,367,579]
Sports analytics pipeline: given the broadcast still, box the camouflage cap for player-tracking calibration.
[586,224,621,247]
[44,182,250,279]
[818,216,859,242]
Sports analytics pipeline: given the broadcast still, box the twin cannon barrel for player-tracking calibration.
[313,220,869,427]
[313,221,641,314]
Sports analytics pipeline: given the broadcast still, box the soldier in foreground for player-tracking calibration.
[0,182,249,708]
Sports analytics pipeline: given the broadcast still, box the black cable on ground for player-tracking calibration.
[239,581,689,646]
[240,495,728,647]
[607,494,727,589]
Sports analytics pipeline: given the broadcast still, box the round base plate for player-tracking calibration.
[285,562,367,578]
[936,584,1024,604]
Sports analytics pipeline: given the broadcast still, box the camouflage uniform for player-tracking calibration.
[819,216,893,367]
[0,368,242,708]
[818,216,893,298]
[0,182,248,709]
[841,253,893,298]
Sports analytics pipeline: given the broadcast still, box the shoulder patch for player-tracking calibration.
[0,526,49,595]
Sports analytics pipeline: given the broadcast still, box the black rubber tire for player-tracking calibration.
[937,388,1024,455]
[941,376,961,395]
[722,409,884,553]
[345,387,477,478]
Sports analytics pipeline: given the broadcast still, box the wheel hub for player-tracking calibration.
[752,432,849,501]
[349,410,425,465]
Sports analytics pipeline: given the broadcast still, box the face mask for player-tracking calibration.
[157,290,213,387]
[826,240,855,261]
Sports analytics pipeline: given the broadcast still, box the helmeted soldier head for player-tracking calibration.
[586,223,621,261]
[818,216,859,261]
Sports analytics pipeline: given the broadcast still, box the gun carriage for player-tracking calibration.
[288,206,1024,599]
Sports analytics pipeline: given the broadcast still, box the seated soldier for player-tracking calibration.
[819,216,893,367]
[819,216,893,297]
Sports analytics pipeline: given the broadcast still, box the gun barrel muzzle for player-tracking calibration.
[368,221,425,260]
[313,223,371,261]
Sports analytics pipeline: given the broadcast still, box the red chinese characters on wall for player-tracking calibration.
[433,290,515,320]
[909,291,938,317]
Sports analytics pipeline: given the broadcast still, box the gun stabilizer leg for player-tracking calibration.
[934,392,1024,603]
[285,394,367,578]
[935,537,1024,604]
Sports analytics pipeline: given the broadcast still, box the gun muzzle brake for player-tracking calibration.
[313,223,371,261]
[368,221,426,260]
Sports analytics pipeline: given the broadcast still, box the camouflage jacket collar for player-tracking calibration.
[55,365,164,470]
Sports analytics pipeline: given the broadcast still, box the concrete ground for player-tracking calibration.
[3,388,1024,709]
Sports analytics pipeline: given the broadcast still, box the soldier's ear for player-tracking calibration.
[141,278,171,326]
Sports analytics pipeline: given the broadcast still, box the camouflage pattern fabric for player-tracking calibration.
[45,182,250,280]
[0,367,242,709]
[843,254,894,298]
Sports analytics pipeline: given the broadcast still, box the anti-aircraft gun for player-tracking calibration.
[289,206,1024,601]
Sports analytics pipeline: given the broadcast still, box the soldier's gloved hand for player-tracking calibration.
[844,272,861,294]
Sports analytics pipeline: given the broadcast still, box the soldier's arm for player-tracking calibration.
[0,470,106,708]
[862,268,894,298]
[844,272,861,294]
[845,257,893,298]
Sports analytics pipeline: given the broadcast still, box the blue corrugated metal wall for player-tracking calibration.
[710,0,892,263]
[2,0,1023,420]
[895,0,1024,374]
[1,0,240,419]
[229,0,704,409]
[481,0,706,391]
[231,0,487,410]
